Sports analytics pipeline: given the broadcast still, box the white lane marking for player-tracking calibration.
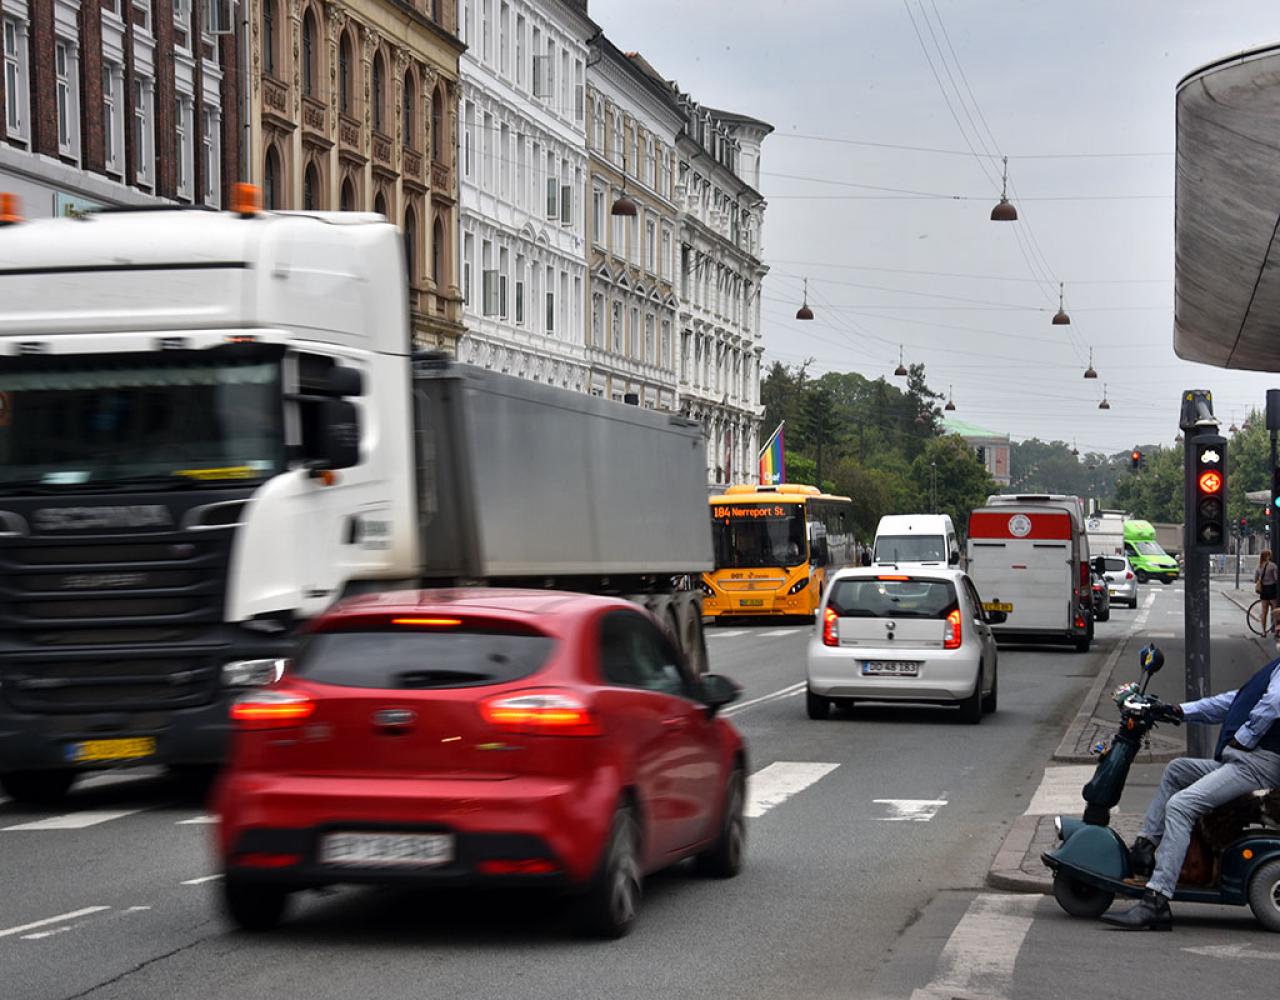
[721,681,806,717]
[909,893,1040,1000]
[1024,765,1098,816]
[1183,943,1280,961]
[176,814,217,825]
[3,809,143,831]
[874,799,947,822]
[761,628,801,637]
[707,629,747,639]
[0,906,111,940]
[181,874,224,886]
[745,761,839,818]
[21,926,75,941]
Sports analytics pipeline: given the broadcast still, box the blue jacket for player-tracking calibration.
[1181,659,1280,759]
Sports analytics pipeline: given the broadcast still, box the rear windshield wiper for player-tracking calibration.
[394,669,495,689]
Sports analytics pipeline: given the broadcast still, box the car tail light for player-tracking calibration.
[229,688,315,730]
[943,608,962,650]
[822,606,839,647]
[477,858,559,875]
[1075,615,1087,630]
[1126,572,1134,580]
[234,852,302,869]
[479,689,602,736]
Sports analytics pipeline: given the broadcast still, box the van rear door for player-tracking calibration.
[967,509,1073,633]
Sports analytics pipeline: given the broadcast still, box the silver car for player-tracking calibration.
[806,567,1000,725]
[1101,555,1138,608]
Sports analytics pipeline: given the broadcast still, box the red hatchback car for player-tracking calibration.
[213,589,746,938]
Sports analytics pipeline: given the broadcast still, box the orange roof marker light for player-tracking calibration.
[231,183,263,218]
[0,192,22,225]
[391,617,463,627]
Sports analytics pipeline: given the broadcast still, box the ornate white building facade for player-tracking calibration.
[454,0,594,388]
[674,99,771,485]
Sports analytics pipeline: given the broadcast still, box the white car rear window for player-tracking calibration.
[828,579,958,619]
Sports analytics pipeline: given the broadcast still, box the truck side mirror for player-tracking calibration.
[949,549,961,566]
[314,399,361,472]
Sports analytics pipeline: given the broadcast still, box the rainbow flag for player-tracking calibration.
[758,422,785,485]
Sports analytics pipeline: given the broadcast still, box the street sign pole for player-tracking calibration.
[1181,390,1217,758]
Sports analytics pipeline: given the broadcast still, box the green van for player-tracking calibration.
[1123,520,1179,584]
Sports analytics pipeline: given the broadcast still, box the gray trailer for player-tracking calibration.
[412,357,713,671]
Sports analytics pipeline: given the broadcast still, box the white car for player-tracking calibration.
[806,567,1001,724]
[1100,555,1138,608]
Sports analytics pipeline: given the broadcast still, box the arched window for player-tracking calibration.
[374,191,387,218]
[432,216,444,285]
[340,178,355,211]
[264,147,281,210]
[404,206,418,283]
[302,10,317,97]
[263,0,277,77]
[431,87,444,162]
[339,32,353,114]
[403,72,414,146]
[303,163,320,211]
[372,53,385,133]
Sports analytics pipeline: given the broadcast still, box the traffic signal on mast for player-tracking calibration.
[1240,515,1249,534]
[1272,466,1280,515]
[1130,449,1143,470]
[1191,435,1227,552]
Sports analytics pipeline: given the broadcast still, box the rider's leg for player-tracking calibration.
[1146,751,1272,899]
[1137,757,1218,844]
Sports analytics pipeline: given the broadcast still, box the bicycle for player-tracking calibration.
[1247,597,1279,637]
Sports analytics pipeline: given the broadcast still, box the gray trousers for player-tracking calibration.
[1139,746,1280,898]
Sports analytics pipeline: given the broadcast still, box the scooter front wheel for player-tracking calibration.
[1053,873,1115,919]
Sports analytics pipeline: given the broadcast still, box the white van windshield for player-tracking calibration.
[874,535,946,563]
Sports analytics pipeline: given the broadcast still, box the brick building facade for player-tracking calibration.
[2,0,241,217]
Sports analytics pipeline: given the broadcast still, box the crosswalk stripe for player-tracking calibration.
[746,761,839,818]
[3,809,144,832]
[910,894,1040,1000]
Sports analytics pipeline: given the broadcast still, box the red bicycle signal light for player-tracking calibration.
[1198,470,1223,494]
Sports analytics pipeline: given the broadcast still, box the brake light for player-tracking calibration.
[822,606,839,646]
[1126,572,1134,580]
[480,690,601,736]
[944,608,962,650]
[234,852,302,869]
[391,617,462,627]
[477,858,559,875]
[876,575,911,581]
[1075,615,1087,629]
[229,688,315,729]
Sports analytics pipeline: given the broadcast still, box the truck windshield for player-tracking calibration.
[874,535,945,563]
[0,354,285,489]
[711,505,807,568]
[1134,542,1166,556]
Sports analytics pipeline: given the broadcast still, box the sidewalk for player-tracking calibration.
[987,585,1273,894]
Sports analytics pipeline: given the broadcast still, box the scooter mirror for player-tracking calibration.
[1139,644,1165,675]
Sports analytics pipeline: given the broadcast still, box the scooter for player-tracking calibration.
[1041,645,1280,931]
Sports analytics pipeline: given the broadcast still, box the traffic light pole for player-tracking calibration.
[1181,391,1218,759]
[1268,390,1280,559]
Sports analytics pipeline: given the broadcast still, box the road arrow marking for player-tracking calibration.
[1183,943,1280,961]
[874,799,947,822]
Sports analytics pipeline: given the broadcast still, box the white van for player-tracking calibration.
[873,514,961,568]
[966,494,1093,652]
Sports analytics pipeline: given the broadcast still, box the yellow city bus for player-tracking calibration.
[702,484,856,620]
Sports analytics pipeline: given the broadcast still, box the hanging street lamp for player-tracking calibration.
[796,278,814,321]
[1098,384,1111,410]
[944,385,956,411]
[990,155,1018,221]
[1083,347,1098,379]
[894,345,908,377]
[1052,282,1071,325]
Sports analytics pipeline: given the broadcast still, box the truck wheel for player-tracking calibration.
[678,601,708,677]
[222,877,291,932]
[1246,858,1280,932]
[1074,634,1091,653]
[1053,873,1114,918]
[1161,578,1174,586]
[0,769,76,806]
[1135,570,1149,584]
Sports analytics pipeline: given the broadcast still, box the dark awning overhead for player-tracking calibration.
[1175,45,1280,371]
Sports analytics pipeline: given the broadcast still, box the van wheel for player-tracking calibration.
[1074,635,1091,653]
[806,687,831,720]
[1135,570,1149,584]
[981,662,998,714]
[957,668,983,725]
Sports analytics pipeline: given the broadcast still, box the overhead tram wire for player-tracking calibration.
[768,132,1171,159]
[764,258,1172,285]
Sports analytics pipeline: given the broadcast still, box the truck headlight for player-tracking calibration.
[222,658,287,688]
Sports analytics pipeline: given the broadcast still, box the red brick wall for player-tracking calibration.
[79,3,105,173]
[219,30,239,200]
[28,0,56,158]
[153,0,176,199]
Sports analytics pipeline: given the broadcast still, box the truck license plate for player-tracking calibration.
[320,832,454,868]
[862,661,920,677]
[66,737,156,764]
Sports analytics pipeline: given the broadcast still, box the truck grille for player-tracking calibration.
[4,658,218,713]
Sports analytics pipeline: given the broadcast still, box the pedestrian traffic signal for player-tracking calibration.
[1130,449,1143,470]
[1191,434,1227,552]
[1240,515,1249,534]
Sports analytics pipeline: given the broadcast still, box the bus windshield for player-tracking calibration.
[0,352,286,491]
[874,534,946,563]
[711,504,808,568]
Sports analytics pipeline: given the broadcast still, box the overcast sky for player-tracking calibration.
[590,0,1280,454]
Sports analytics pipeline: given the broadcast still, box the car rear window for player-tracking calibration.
[827,578,958,618]
[1104,558,1126,572]
[292,630,554,689]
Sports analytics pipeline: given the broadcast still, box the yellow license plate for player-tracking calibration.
[983,602,1014,613]
[68,737,156,764]
[739,598,765,607]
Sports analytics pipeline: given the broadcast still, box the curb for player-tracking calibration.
[985,813,1051,894]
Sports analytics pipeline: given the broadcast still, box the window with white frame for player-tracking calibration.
[592,98,603,150]
[574,59,583,123]
[559,49,568,117]
[514,253,525,324]
[544,265,555,334]
[559,271,568,338]
[498,122,509,198]
[173,0,191,47]
[498,2,508,76]
[515,14,524,86]
[4,16,28,142]
[515,135,526,209]
[629,307,639,358]
[102,64,119,172]
[611,300,623,354]
[611,112,622,168]
[175,94,193,200]
[462,232,474,305]
[545,151,557,219]
[499,246,509,318]
[202,105,221,206]
[482,240,496,316]
[134,76,154,186]
[612,194,623,256]
[645,218,656,273]
[463,101,474,178]
[482,111,493,190]
[133,0,152,33]
[644,314,655,363]
[658,148,669,199]
[591,292,603,348]
[644,136,655,189]
[55,39,79,160]
[660,227,671,281]
[661,319,671,370]
[481,0,491,64]
[591,187,604,247]
[461,0,472,45]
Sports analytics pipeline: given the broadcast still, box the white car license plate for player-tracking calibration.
[320,832,454,868]
[862,661,920,677]
[1108,589,1118,596]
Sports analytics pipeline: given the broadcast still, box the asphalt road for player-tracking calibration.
[1,582,1276,1000]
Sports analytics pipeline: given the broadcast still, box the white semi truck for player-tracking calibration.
[0,199,712,804]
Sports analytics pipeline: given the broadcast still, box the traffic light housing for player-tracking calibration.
[1191,434,1227,552]
[1240,515,1249,535]
[1130,449,1143,470]
[1273,466,1280,516]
